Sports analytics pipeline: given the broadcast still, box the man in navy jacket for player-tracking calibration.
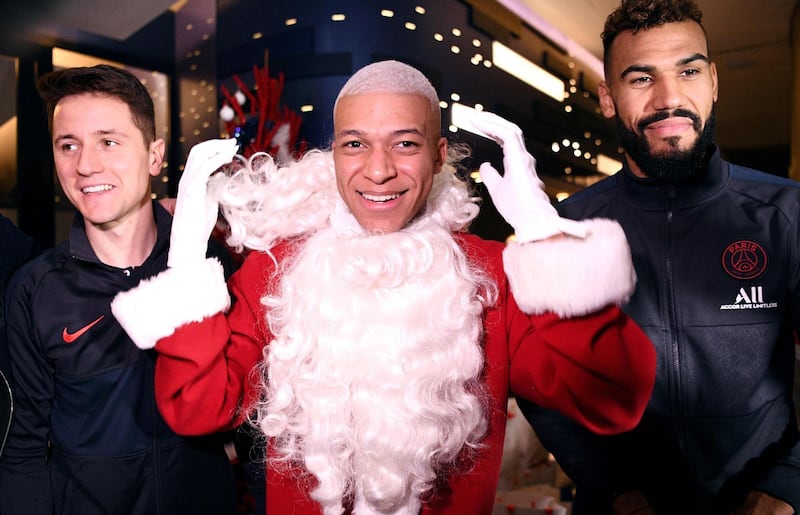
[0,65,237,515]
[521,1,800,514]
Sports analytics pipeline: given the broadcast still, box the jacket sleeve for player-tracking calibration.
[503,218,656,435]
[758,224,800,510]
[755,278,800,510]
[0,214,36,286]
[0,215,36,376]
[517,399,640,510]
[112,252,272,436]
[0,266,54,515]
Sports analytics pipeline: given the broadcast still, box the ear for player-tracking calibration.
[597,81,617,119]
[148,138,166,177]
[434,136,447,175]
[710,61,719,102]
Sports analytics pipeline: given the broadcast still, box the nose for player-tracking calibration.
[76,147,102,176]
[364,148,396,184]
[651,77,684,111]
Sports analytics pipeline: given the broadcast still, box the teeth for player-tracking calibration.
[361,192,399,202]
[82,185,113,194]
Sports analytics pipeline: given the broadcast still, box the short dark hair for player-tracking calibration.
[602,0,705,67]
[36,64,156,145]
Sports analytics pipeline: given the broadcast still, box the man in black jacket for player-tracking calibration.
[0,65,237,515]
[0,214,36,456]
[520,1,800,514]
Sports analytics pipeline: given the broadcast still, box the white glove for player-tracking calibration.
[167,138,239,268]
[471,111,587,243]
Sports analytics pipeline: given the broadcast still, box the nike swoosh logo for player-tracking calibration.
[62,315,105,344]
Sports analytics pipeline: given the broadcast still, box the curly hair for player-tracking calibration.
[602,0,705,65]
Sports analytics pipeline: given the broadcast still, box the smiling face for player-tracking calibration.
[332,92,447,233]
[52,93,164,232]
[599,20,718,179]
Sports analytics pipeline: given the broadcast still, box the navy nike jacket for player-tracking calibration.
[0,202,237,515]
[522,147,800,514]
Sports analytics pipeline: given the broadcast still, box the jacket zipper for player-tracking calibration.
[665,187,687,454]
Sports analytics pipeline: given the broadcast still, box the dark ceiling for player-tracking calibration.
[4,0,796,152]
[1,0,796,179]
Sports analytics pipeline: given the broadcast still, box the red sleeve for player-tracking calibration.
[457,233,656,436]
[153,252,274,435]
[508,300,655,435]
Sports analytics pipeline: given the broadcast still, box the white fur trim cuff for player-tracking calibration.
[504,218,635,317]
[111,258,230,349]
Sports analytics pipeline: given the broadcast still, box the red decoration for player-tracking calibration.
[220,65,307,160]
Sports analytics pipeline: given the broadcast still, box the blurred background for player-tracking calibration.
[0,0,796,248]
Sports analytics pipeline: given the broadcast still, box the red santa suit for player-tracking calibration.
[113,148,655,515]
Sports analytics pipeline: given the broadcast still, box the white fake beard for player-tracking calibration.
[256,216,492,515]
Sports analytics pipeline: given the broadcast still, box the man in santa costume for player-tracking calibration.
[112,60,656,515]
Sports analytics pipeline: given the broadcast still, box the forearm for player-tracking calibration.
[154,310,265,435]
[509,306,655,435]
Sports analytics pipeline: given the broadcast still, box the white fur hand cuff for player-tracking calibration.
[504,218,635,317]
[111,258,230,349]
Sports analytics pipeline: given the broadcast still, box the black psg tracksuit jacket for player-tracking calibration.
[0,203,237,515]
[522,147,800,514]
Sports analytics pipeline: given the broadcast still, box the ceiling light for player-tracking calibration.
[492,41,564,102]
[495,0,604,78]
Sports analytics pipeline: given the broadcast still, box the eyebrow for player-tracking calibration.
[336,127,425,139]
[54,129,127,143]
[620,53,710,79]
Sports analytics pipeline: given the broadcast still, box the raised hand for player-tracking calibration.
[471,111,586,242]
[168,139,239,268]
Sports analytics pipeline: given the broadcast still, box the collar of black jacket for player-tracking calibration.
[619,144,728,209]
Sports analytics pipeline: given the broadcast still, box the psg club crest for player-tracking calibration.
[721,240,767,280]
